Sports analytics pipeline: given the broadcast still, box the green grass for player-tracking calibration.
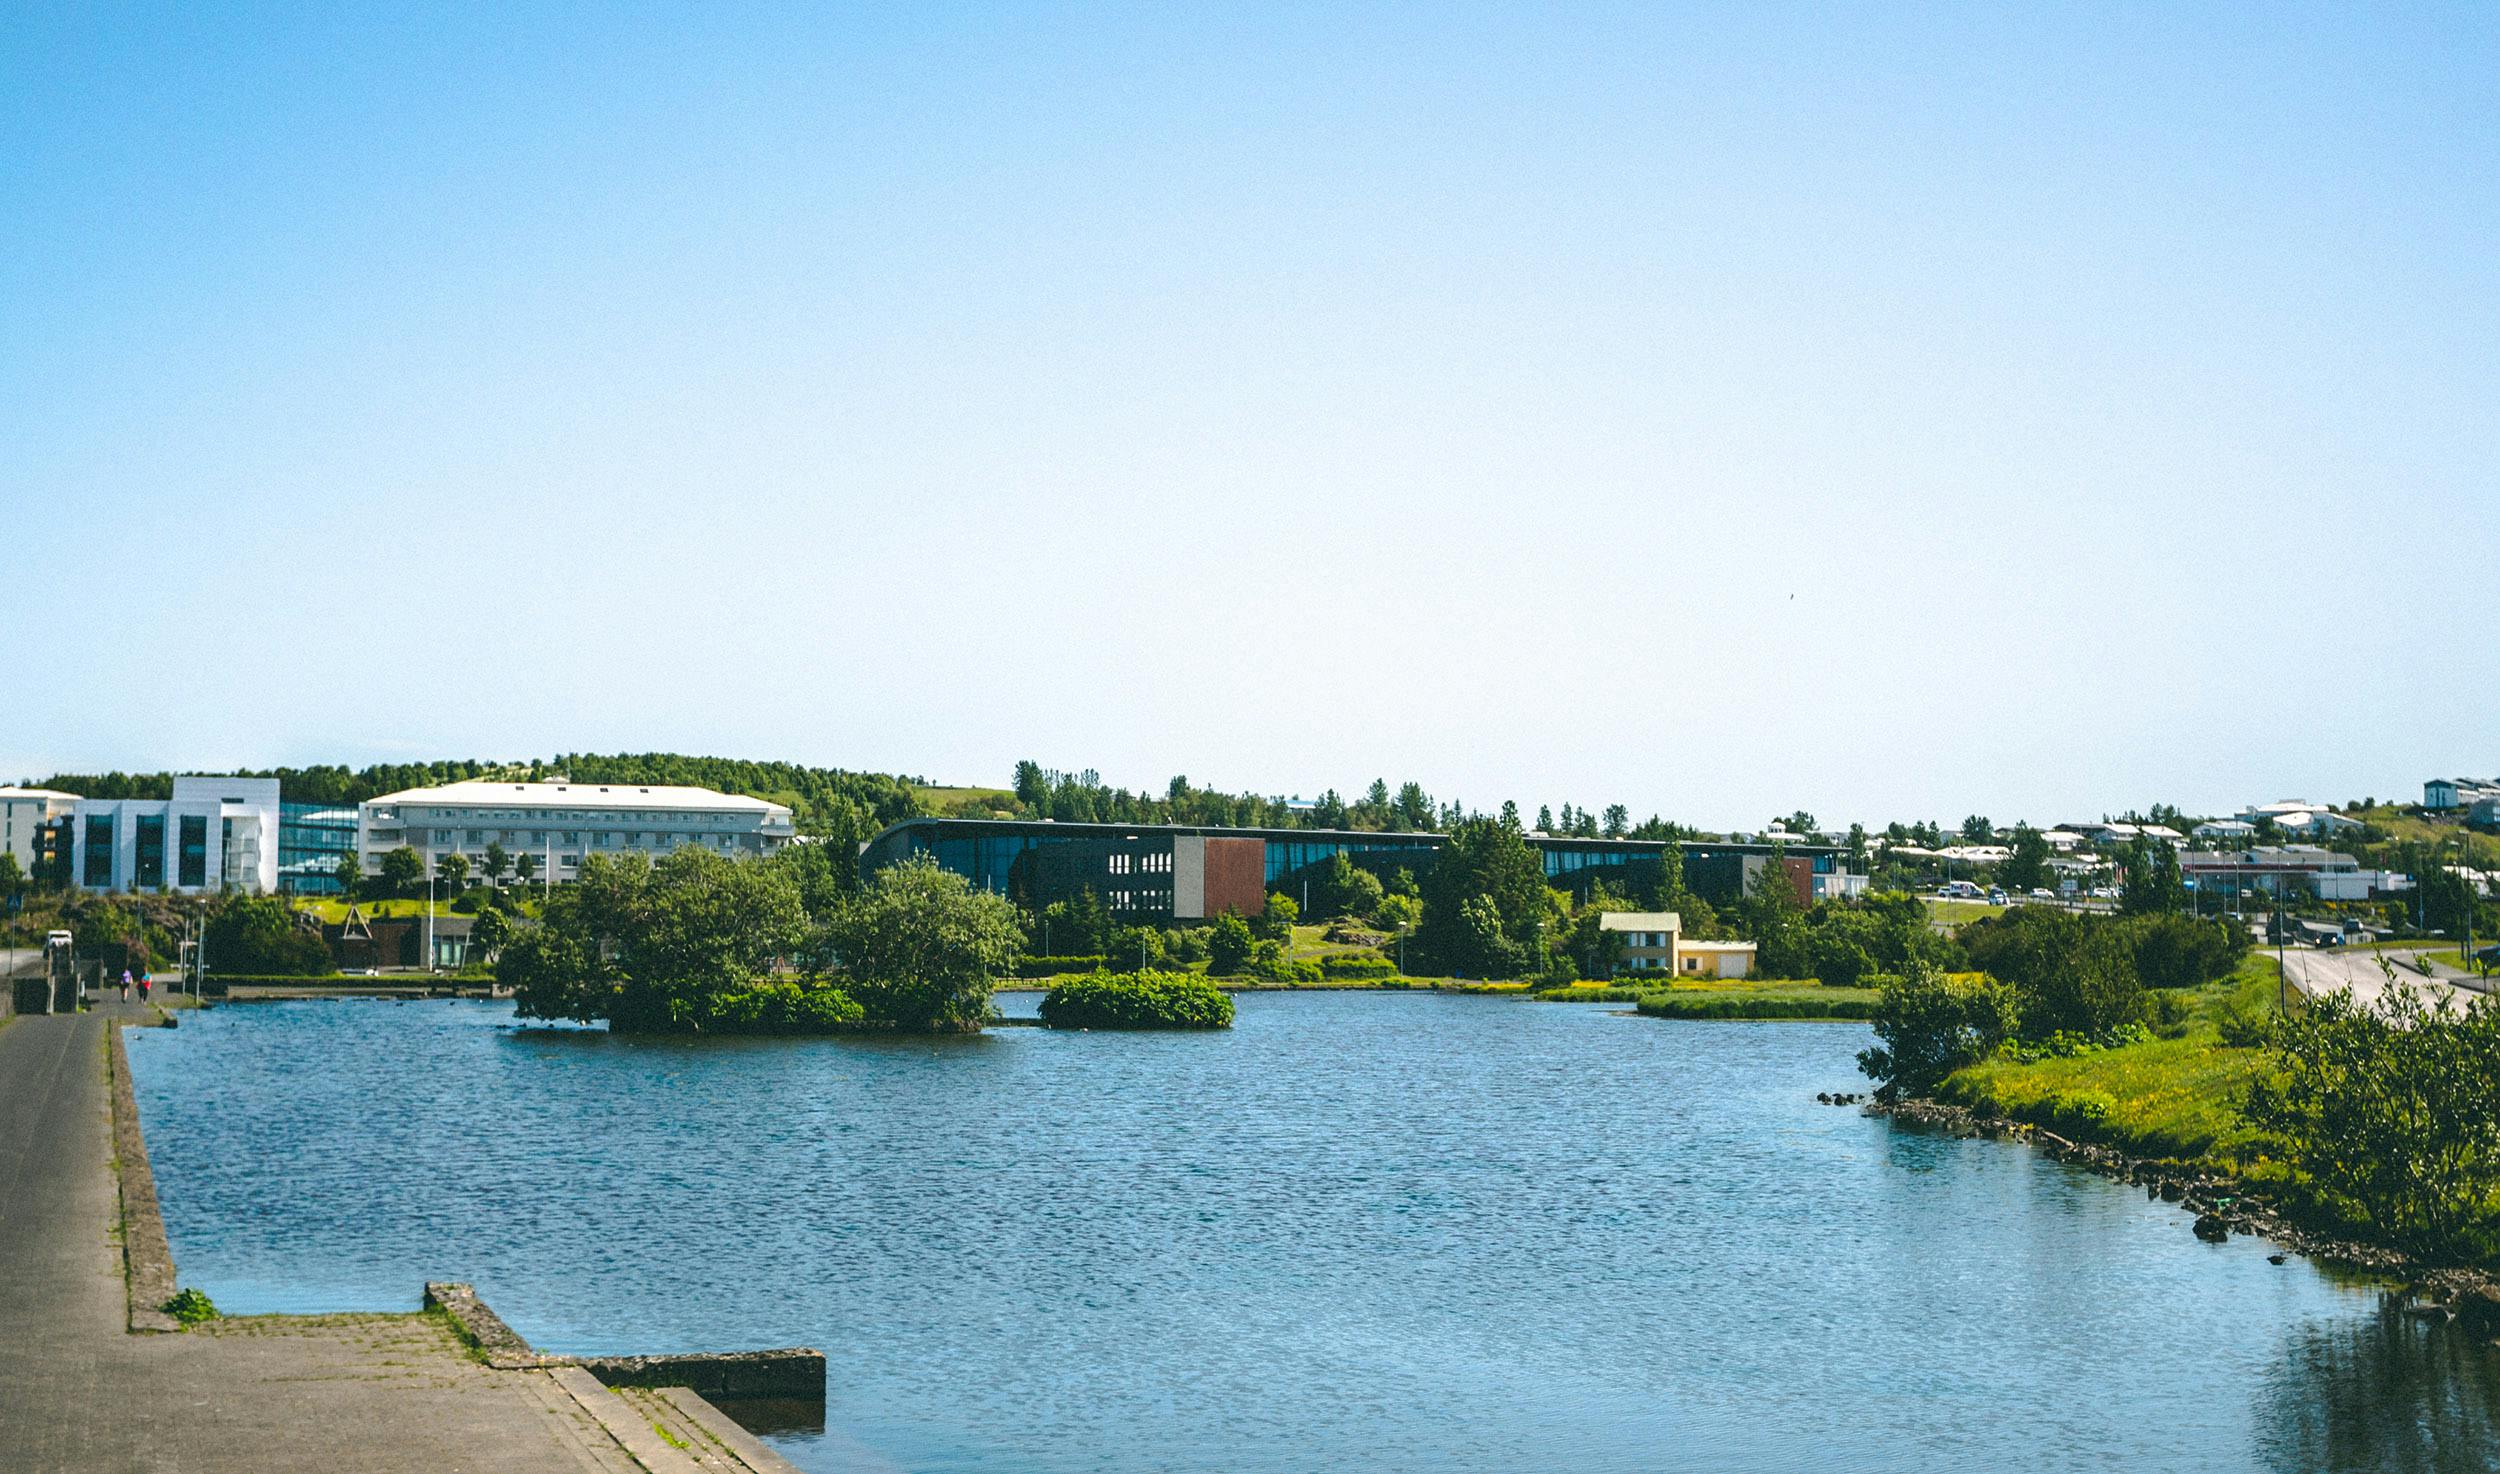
[912,784,1019,817]
[1937,956,2286,1167]
[1927,899,2007,927]
[292,897,476,924]
[1285,923,1389,961]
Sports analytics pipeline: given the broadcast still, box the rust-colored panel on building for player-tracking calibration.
[1202,838,1266,918]
[1782,856,1815,903]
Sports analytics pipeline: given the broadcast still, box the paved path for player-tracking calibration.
[2278,948,2486,1013]
[0,1004,780,1473]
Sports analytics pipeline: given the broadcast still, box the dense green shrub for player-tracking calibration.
[2120,913,2249,990]
[2246,975,2500,1260]
[1038,970,1235,1030]
[1208,913,1253,975]
[702,979,866,1034]
[1245,941,1321,984]
[1858,964,2016,1095]
[1318,953,1395,980]
[204,894,335,976]
[1960,908,2142,1040]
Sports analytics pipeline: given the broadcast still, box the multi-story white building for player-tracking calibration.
[0,787,80,875]
[357,781,797,883]
[71,777,281,894]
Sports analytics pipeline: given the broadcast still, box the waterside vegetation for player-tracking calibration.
[1037,970,1236,1030]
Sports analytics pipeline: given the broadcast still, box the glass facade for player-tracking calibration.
[868,819,1848,914]
[178,814,208,888]
[279,802,360,895]
[83,815,113,888]
[134,814,165,889]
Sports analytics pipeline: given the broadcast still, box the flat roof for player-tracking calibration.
[367,781,789,815]
[1598,912,1681,932]
[866,815,1842,857]
[0,787,80,800]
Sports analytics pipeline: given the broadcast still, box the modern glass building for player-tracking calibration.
[278,802,361,895]
[861,818,1847,917]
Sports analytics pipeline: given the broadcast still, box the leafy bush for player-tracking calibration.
[1208,913,1253,975]
[204,895,334,976]
[2121,913,2249,990]
[702,979,866,1034]
[1245,941,1321,984]
[163,1288,219,1326]
[2245,975,2500,1259]
[1318,953,1395,980]
[1038,970,1235,1030]
[1858,964,2016,1095]
[1960,908,2142,1040]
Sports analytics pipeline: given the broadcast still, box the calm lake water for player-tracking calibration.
[130,994,2500,1474]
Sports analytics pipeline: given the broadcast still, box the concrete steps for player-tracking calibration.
[546,1366,807,1473]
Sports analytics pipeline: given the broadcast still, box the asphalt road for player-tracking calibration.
[2277,947,2486,1012]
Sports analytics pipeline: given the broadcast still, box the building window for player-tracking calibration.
[84,815,114,888]
[178,814,208,888]
[134,814,166,889]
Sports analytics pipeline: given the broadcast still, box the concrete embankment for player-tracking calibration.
[0,1000,821,1473]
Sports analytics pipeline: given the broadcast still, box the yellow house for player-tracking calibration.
[1599,912,1681,976]
[1596,912,1757,980]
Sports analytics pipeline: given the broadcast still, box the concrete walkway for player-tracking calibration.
[0,1004,790,1473]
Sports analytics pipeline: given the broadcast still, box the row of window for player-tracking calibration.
[400,808,747,826]
[1104,852,1176,876]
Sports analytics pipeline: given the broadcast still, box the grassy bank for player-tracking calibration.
[1635,983,1878,1020]
[1935,955,2284,1167]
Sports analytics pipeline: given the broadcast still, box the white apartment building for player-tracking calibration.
[358,781,797,883]
[0,787,80,875]
[71,777,281,894]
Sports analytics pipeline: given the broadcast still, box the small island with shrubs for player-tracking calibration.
[1037,969,1235,1030]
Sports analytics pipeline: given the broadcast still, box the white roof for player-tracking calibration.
[0,786,80,800]
[367,781,789,815]
[1679,939,1758,953]
[1598,912,1681,933]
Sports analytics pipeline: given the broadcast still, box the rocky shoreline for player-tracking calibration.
[1843,1092,2500,1342]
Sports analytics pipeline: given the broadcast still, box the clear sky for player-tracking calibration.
[4,3,2493,829]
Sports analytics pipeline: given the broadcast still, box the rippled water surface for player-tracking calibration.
[130,993,2500,1473]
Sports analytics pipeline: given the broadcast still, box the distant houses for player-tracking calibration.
[2426,778,2500,811]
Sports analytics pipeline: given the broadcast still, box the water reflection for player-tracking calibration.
[2257,1299,2500,1474]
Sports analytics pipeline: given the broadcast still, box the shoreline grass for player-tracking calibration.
[1935,955,2284,1167]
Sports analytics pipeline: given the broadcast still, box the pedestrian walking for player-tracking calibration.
[138,969,151,1003]
[119,968,131,1001]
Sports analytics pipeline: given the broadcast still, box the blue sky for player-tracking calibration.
[4,3,2493,828]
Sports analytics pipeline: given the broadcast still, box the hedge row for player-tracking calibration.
[1318,953,1397,979]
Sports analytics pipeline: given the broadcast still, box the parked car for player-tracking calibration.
[1986,889,2008,905]
[2029,888,2054,900]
